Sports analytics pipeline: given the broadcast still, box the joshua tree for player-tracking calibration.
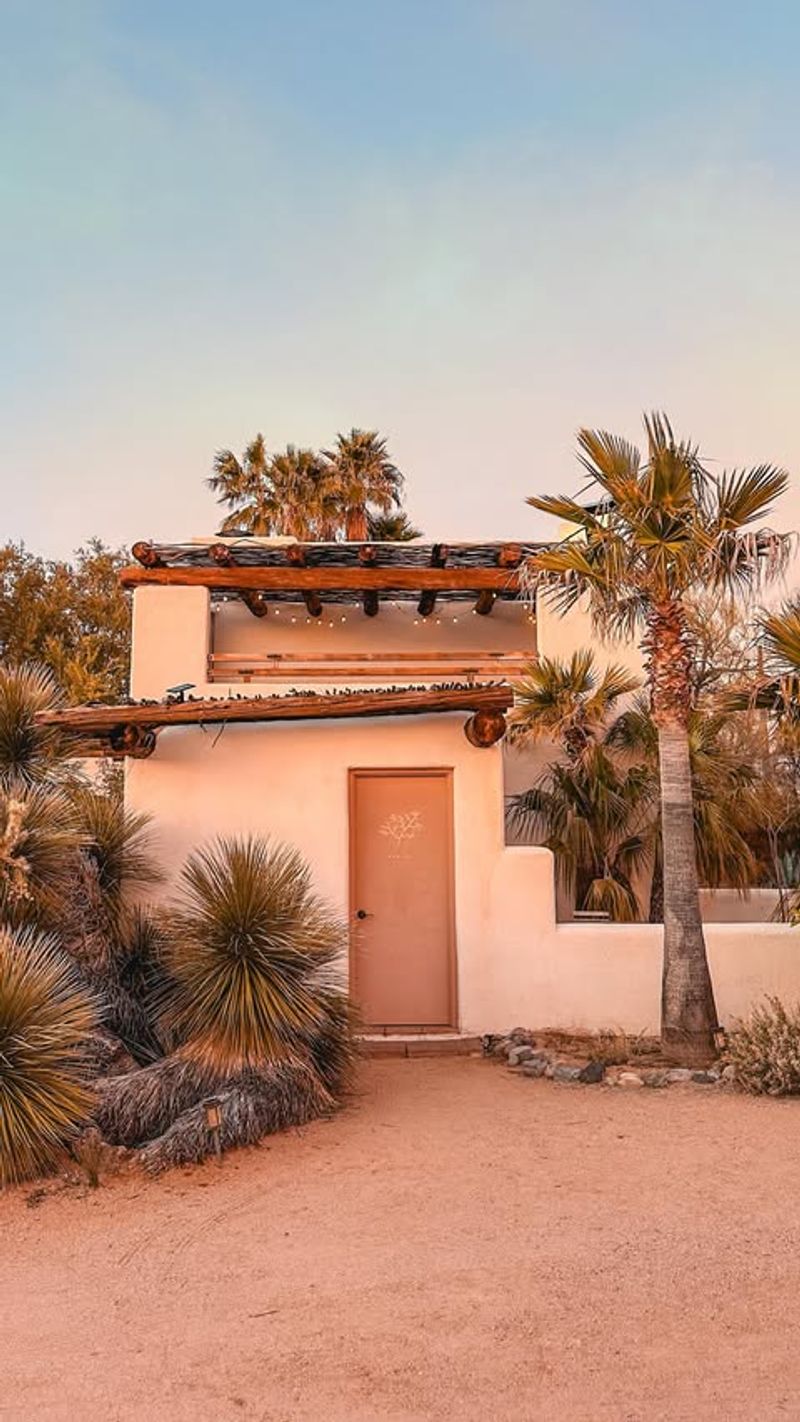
[322,428,403,541]
[526,412,790,1062]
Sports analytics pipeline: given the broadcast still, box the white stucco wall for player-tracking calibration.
[126,581,800,1037]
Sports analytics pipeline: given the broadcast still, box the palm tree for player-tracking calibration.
[367,510,422,541]
[207,434,278,535]
[508,745,656,921]
[267,445,342,540]
[746,598,800,723]
[323,429,403,541]
[510,650,640,760]
[526,413,790,1060]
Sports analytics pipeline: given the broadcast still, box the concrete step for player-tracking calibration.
[358,1034,483,1058]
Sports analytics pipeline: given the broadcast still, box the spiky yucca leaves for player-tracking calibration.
[69,788,162,924]
[0,925,96,1185]
[0,664,80,791]
[162,836,347,1074]
[0,784,80,928]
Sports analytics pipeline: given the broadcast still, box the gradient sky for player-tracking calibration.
[3,1,800,558]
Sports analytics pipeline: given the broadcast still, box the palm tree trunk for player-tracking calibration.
[346,508,368,541]
[657,723,718,1062]
[648,848,664,923]
[648,601,718,1063]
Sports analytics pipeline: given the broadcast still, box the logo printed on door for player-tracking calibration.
[378,810,424,858]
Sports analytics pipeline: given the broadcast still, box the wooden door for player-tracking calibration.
[349,769,456,1030]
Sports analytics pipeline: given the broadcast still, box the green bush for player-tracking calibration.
[727,997,800,1095]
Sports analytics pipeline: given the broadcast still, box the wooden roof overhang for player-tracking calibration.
[36,684,514,759]
[123,540,542,616]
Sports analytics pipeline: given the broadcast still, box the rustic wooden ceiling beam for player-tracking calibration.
[474,590,496,616]
[120,565,520,592]
[362,592,380,617]
[304,592,323,618]
[209,543,234,565]
[240,591,269,618]
[497,544,522,568]
[131,541,164,568]
[36,684,514,736]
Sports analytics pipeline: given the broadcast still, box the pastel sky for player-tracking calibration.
[3,0,800,558]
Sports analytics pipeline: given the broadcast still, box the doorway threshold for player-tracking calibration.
[358,1033,482,1057]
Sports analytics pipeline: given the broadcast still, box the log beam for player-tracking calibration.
[38,685,513,736]
[475,590,496,616]
[240,591,269,618]
[304,592,323,618]
[362,591,379,617]
[120,565,520,593]
[463,709,507,748]
[131,541,163,568]
[209,543,234,565]
[497,544,522,567]
[417,590,437,617]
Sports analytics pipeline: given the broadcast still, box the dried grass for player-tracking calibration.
[726,997,800,1095]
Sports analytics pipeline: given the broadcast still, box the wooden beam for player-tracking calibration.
[240,591,269,618]
[475,590,496,616]
[417,590,437,617]
[131,541,163,568]
[431,543,449,567]
[497,544,522,568]
[304,592,323,618]
[286,545,306,566]
[37,684,514,736]
[464,709,507,748]
[358,545,377,565]
[362,591,379,617]
[119,565,521,593]
[209,543,234,565]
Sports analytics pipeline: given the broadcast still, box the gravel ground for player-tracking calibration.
[3,1056,800,1421]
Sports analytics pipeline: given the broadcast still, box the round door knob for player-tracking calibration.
[356,909,369,920]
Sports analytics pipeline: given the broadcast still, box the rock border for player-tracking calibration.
[482,1030,735,1089]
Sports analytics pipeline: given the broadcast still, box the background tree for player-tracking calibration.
[367,511,422,541]
[0,542,130,703]
[321,428,403,540]
[526,412,790,1062]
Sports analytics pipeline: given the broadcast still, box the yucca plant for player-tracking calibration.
[69,787,162,925]
[0,663,80,790]
[0,783,80,928]
[97,836,354,1170]
[0,924,96,1186]
[162,836,347,1073]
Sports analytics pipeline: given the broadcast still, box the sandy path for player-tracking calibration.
[2,1057,800,1421]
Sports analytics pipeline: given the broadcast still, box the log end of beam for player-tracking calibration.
[362,590,380,617]
[497,544,522,568]
[240,591,270,617]
[286,544,307,566]
[464,709,507,748]
[209,542,234,565]
[303,591,323,617]
[358,545,377,565]
[418,590,437,617]
[108,724,158,759]
[475,590,496,616]
[131,541,162,568]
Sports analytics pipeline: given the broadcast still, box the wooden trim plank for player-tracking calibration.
[119,565,521,592]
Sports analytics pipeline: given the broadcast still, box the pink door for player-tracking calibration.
[349,770,456,1030]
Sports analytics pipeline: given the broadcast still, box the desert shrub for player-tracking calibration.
[0,784,80,928]
[727,997,800,1095]
[161,835,349,1074]
[95,836,355,1169]
[0,924,96,1186]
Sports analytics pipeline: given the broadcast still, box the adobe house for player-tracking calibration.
[49,536,569,1037]
[42,535,799,1037]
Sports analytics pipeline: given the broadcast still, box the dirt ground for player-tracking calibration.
[3,1058,800,1422]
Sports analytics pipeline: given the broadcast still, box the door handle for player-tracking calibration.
[355,908,371,920]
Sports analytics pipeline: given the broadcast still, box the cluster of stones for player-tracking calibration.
[483,1030,735,1089]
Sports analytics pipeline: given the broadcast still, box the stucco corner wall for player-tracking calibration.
[131,585,210,700]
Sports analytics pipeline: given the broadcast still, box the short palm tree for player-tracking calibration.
[508,744,656,921]
[268,445,341,540]
[526,412,790,1061]
[510,650,640,760]
[207,434,278,535]
[747,598,800,723]
[0,924,96,1186]
[367,511,422,541]
[323,429,403,541]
